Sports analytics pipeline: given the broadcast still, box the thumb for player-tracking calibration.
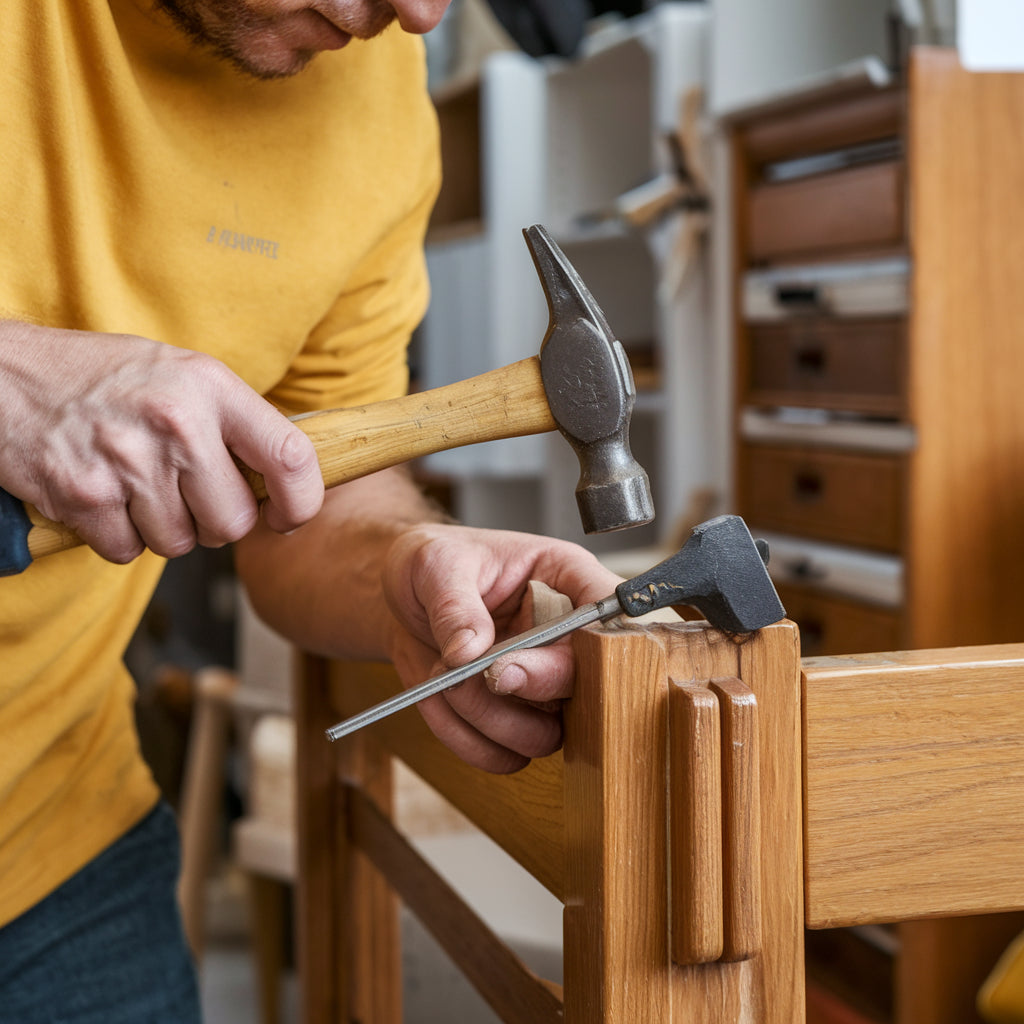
[224,397,324,532]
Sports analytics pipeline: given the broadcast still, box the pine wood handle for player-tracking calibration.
[6,357,556,569]
[25,506,83,560]
[243,356,555,499]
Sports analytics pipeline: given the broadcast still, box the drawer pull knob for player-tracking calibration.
[793,471,824,501]
[784,557,826,582]
[795,344,826,375]
[774,284,821,309]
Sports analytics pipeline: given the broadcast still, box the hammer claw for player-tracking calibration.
[524,225,655,534]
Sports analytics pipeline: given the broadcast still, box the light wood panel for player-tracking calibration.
[906,48,1024,648]
[710,677,762,963]
[563,623,674,1024]
[560,620,803,1024]
[669,682,725,964]
[803,644,1024,928]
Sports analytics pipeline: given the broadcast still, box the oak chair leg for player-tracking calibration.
[563,621,804,1024]
[296,655,401,1024]
[247,873,288,1024]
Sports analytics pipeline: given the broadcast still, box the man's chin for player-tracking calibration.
[153,1,366,81]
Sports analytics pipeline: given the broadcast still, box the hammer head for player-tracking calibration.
[616,515,786,634]
[523,224,655,534]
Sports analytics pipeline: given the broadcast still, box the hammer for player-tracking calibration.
[0,225,653,576]
[325,515,787,741]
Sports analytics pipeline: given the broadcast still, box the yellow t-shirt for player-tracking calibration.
[0,0,439,926]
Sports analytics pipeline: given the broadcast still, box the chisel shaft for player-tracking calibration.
[325,594,623,742]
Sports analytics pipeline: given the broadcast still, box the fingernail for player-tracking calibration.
[442,629,477,662]
[487,662,526,695]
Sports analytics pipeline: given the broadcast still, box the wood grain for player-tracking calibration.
[246,356,555,499]
[562,620,804,1024]
[669,682,725,965]
[297,654,401,1024]
[803,644,1024,927]
[710,677,762,962]
[906,48,1024,649]
[563,624,673,1024]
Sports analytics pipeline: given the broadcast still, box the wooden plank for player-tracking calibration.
[563,624,673,1024]
[348,788,564,1024]
[664,622,803,1023]
[669,682,724,964]
[710,677,762,962]
[337,723,401,1023]
[906,47,1024,649]
[295,654,344,1024]
[297,654,401,1024]
[564,620,803,1024]
[326,660,565,899]
[734,622,805,1022]
[803,645,1024,927]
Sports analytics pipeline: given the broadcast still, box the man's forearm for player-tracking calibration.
[234,466,450,660]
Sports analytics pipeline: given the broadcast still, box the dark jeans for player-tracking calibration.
[0,800,202,1023]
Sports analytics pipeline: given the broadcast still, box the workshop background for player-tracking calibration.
[124,1,1024,1022]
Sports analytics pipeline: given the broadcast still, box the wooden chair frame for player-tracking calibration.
[295,619,1024,1023]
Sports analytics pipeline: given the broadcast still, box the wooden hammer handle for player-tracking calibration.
[243,355,555,499]
[4,356,555,570]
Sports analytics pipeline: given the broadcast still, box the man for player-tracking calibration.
[0,2,621,1020]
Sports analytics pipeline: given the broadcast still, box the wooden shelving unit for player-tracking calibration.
[726,47,1024,1024]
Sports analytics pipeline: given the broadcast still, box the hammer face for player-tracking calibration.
[524,224,655,534]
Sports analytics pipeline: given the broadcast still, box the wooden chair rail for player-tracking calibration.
[297,625,1024,1023]
[347,786,564,1024]
[802,644,1024,929]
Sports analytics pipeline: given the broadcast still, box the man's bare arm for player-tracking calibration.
[234,467,622,773]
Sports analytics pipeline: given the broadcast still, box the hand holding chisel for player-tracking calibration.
[326,515,785,742]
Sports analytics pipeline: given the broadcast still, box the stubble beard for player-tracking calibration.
[152,0,396,79]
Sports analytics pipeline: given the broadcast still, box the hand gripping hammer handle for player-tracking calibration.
[325,515,785,742]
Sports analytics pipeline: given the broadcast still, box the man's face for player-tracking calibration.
[154,0,450,79]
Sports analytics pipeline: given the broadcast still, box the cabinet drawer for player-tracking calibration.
[748,160,905,262]
[745,318,906,416]
[738,444,904,552]
[743,258,909,320]
[775,582,903,657]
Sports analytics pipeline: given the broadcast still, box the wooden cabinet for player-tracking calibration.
[729,48,1024,661]
[727,46,1024,1024]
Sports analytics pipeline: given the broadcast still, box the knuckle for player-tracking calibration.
[201,505,258,547]
[105,539,147,565]
[152,532,197,559]
[138,394,192,445]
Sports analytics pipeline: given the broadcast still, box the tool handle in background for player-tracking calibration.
[0,357,557,576]
[239,356,555,499]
